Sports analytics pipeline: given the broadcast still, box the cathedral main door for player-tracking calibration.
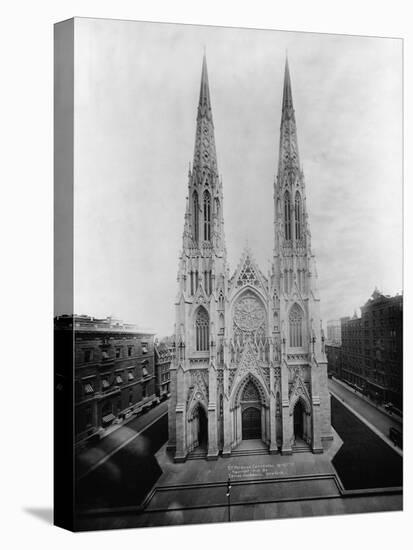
[242,407,261,439]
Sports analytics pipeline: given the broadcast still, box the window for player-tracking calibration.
[204,270,212,295]
[84,382,94,395]
[295,192,302,240]
[289,304,303,347]
[129,389,133,406]
[193,191,199,242]
[141,342,148,354]
[284,191,291,240]
[115,374,123,384]
[195,307,210,351]
[203,190,211,241]
[115,347,121,359]
[142,362,149,377]
[84,349,93,363]
[128,370,135,381]
[102,378,110,389]
[142,384,147,398]
[128,346,133,357]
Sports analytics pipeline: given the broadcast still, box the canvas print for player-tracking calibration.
[54,18,403,532]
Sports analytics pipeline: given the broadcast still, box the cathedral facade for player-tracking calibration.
[168,56,332,461]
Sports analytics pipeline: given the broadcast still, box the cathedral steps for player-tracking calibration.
[230,448,269,457]
[292,443,312,453]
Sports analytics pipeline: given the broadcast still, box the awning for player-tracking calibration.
[102,413,115,424]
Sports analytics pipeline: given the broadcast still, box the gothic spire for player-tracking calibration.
[192,54,218,177]
[278,57,300,176]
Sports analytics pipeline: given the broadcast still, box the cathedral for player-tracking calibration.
[168,55,332,461]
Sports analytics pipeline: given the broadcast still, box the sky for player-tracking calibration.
[71,18,402,337]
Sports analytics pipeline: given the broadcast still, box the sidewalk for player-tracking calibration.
[332,377,402,424]
[76,400,168,479]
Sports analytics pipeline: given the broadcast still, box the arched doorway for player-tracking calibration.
[293,400,305,440]
[194,404,208,448]
[242,407,261,439]
[240,380,262,440]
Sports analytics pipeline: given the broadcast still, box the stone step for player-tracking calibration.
[231,449,270,457]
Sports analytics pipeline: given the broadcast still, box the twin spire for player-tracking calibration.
[193,54,300,179]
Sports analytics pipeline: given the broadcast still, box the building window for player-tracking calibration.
[195,307,209,351]
[203,190,211,241]
[204,270,212,294]
[142,362,149,377]
[142,384,147,398]
[102,350,110,360]
[115,374,123,384]
[128,370,135,381]
[129,390,133,406]
[84,382,94,395]
[141,342,148,354]
[115,347,121,359]
[284,191,291,240]
[84,349,93,363]
[102,378,110,389]
[289,304,303,347]
[295,192,302,240]
[193,191,199,242]
[128,346,133,356]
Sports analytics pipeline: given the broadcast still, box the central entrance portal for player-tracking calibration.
[242,407,261,439]
[240,380,262,440]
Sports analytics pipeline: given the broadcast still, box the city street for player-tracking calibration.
[76,400,168,480]
[328,378,402,440]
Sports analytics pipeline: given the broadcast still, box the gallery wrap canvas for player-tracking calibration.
[54,17,403,532]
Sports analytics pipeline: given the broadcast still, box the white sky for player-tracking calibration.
[72,18,402,337]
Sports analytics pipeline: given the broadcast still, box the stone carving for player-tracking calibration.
[236,257,261,288]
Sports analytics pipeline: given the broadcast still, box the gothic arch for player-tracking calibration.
[230,285,268,320]
[203,190,211,241]
[284,190,292,240]
[230,288,268,350]
[289,392,311,416]
[187,396,208,420]
[289,302,304,347]
[192,191,199,242]
[231,372,269,410]
[194,306,210,351]
[295,191,302,240]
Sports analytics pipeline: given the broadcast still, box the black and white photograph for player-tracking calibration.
[52,17,404,532]
[52,17,403,532]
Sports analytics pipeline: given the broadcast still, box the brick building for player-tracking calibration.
[55,314,156,446]
[154,338,173,400]
[337,290,402,408]
[325,343,342,378]
[326,319,341,345]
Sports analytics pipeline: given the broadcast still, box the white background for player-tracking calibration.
[0,1,410,549]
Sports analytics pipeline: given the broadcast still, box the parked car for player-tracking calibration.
[389,427,403,448]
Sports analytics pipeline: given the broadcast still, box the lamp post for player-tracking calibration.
[226,476,232,522]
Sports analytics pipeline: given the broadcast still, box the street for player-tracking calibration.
[76,399,168,479]
[328,378,401,440]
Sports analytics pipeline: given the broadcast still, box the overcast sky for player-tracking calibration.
[71,18,402,336]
